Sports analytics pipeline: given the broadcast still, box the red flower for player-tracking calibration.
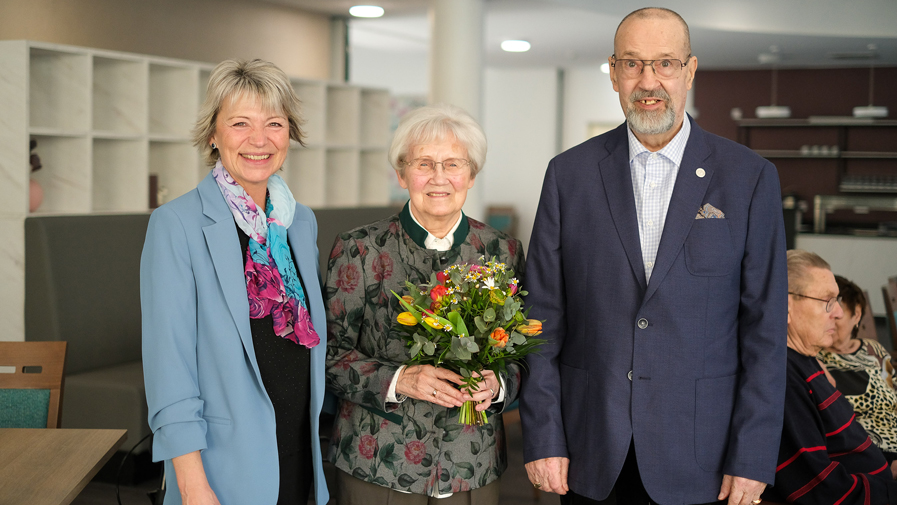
[430,285,448,301]
[508,282,518,295]
[404,440,426,465]
[389,221,399,235]
[372,252,394,282]
[359,435,377,459]
[380,419,390,429]
[330,298,346,318]
[359,362,378,376]
[329,239,344,259]
[469,218,485,230]
[508,240,517,258]
[355,239,367,257]
[451,477,470,492]
[436,271,448,284]
[336,264,360,293]
[469,233,484,252]
[339,401,355,420]
[335,350,360,370]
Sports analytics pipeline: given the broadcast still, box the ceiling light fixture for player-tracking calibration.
[755,46,790,119]
[600,63,610,74]
[349,5,384,18]
[853,46,888,118]
[501,40,531,52]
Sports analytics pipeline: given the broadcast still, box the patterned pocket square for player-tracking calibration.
[696,203,725,219]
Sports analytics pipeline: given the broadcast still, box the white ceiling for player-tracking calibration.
[260,0,897,69]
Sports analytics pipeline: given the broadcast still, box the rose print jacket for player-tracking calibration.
[324,208,524,496]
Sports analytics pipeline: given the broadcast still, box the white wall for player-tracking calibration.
[350,46,428,95]
[482,67,559,251]
[562,66,626,151]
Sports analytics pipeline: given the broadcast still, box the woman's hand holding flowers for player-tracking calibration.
[396,364,468,408]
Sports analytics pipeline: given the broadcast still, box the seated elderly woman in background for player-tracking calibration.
[761,250,897,503]
[142,59,328,505]
[819,275,897,467]
[324,103,524,504]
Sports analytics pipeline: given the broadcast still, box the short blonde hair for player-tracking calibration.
[388,103,486,177]
[787,249,831,294]
[193,59,305,166]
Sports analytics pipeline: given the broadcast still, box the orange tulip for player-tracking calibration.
[490,328,509,348]
[402,295,415,305]
[517,319,543,336]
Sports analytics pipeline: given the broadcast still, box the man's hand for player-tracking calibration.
[718,474,766,505]
[524,457,570,495]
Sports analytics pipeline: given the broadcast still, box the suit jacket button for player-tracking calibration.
[628,370,633,381]
[637,318,648,329]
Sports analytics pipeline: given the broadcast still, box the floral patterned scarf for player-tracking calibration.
[212,161,320,348]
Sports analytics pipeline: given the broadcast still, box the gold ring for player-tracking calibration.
[533,482,542,489]
[432,389,438,397]
[752,500,762,504]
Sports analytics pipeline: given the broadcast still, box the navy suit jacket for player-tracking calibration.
[141,173,329,505]
[520,117,788,504]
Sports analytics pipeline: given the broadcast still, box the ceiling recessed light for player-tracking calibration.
[600,63,610,74]
[501,40,531,52]
[349,5,384,18]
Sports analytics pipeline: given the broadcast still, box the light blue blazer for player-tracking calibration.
[141,172,329,505]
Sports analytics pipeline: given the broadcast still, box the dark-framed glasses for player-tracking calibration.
[406,158,471,176]
[611,55,691,79]
[788,292,842,313]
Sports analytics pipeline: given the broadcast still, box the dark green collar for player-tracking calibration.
[399,201,469,250]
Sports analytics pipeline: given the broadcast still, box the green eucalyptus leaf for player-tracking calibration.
[483,308,496,322]
[474,316,488,332]
[423,342,436,355]
[510,331,526,345]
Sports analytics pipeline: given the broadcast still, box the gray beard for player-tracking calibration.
[626,102,676,135]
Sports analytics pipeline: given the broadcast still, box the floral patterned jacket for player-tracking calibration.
[324,209,525,496]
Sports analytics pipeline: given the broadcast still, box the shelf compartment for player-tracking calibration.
[326,86,360,146]
[92,139,148,211]
[29,135,91,214]
[359,150,389,206]
[93,56,148,135]
[150,141,200,205]
[149,64,199,137]
[29,48,90,132]
[293,81,327,147]
[325,149,360,207]
[284,147,326,208]
[361,90,390,148]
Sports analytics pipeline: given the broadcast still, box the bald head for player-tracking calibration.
[615,7,691,57]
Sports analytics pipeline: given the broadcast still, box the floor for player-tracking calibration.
[71,419,555,505]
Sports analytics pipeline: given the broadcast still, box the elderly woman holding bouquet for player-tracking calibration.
[325,103,525,504]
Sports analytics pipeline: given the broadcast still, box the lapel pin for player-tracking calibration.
[696,168,706,178]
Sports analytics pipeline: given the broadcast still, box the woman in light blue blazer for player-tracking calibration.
[141,59,328,505]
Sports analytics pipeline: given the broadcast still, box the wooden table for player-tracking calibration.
[0,428,127,505]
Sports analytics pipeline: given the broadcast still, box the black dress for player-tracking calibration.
[237,226,313,505]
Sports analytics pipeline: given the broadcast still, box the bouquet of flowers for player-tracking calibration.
[393,257,544,425]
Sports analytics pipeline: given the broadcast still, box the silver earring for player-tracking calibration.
[211,143,217,150]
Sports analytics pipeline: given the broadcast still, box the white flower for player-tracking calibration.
[482,277,495,290]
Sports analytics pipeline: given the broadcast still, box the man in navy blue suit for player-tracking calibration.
[520,7,788,505]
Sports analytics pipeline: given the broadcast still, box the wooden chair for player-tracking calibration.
[882,277,897,351]
[857,290,879,342]
[0,341,67,428]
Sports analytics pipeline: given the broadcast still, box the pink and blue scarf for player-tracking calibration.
[213,161,319,348]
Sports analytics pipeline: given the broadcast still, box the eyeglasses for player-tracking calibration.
[405,158,471,176]
[788,292,843,313]
[611,55,691,79]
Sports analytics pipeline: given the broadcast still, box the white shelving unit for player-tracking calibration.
[0,40,392,341]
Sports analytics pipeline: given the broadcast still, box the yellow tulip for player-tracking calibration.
[402,295,415,305]
[517,319,543,336]
[397,312,418,326]
[424,317,444,330]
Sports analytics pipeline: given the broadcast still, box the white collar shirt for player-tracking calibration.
[627,116,691,282]
[408,206,463,252]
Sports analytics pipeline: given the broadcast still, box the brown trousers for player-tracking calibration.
[335,469,501,505]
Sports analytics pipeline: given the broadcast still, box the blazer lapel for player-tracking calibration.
[643,118,712,303]
[599,125,647,291]
[286,218,325,332]
[197,174,261,380]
